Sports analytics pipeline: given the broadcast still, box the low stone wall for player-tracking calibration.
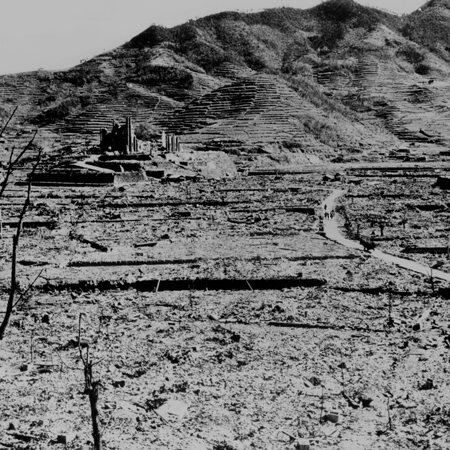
[114,171,147,186]
[32,171,114,185]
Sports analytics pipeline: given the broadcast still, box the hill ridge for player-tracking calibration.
[1,0,450,162]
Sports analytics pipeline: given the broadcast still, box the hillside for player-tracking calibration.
[1,0,450,163]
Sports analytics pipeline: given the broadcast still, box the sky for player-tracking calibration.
[0,0,426,76]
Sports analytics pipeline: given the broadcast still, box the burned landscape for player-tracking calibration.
[2,1,450,449]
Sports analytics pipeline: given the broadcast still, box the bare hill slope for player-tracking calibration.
[1,0,450,161]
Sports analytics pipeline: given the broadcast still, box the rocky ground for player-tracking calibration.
[1,152,450,450]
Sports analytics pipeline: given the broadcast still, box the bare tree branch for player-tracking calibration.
[0,145,42,340]
[13,268,45,309]
[0,129,38,200]
[0,106,17,138]
[78,313,102,450]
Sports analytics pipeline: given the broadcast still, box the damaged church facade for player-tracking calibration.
[99,117,181,154]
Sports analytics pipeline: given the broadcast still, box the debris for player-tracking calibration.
[134,242,157,248]
[309,376,322,387]
[56,433,76,445]
[59,338,90,351]
[342,391,359,409]
[359,393,373,408]
[19,363,33,372]
[419,128,434,138]
[444,335,450,348]
[434,176,450,190]
[268,321,335,330]
[123,368,146,378]
[230,333,241,343]
[359,237,376,252]
[69,231,109,252]
[208,314,220,321]
[155,399,188,421]
[397,399,417,409]
[324,410,341,423]
[6,432,37,443]
[294,438,310,450]
[413,309,431,331]
[419,378,434,391]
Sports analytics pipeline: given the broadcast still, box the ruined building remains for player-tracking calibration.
[100,118,180,154]
[161,130,181,153]
[100,117,136,154]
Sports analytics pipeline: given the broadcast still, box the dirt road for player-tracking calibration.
[322,189,450,282]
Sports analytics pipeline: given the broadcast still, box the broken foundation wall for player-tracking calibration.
[114,171,147,186]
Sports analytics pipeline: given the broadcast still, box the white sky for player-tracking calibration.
[0,0,426,76]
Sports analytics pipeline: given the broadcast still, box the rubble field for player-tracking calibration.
[1,161,450,450]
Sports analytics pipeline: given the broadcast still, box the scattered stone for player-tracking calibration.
[41,313,50,324]
[7,432,37,442]
[359,394,373,408]
[309,376,322,387]
[413,309,431,331]
[208,314,220,321]
[19,363,33,372]
[59,338,89,350]
[444,335,450,348]
[123,368,146,378]
[230,333,241,343]
[397,399,417,409]
[342,391,359,409]
[293,438,310,450]
[56,433,76,445]
[324,410,341,423]
[419,378,434,390]
[156,399,188,421]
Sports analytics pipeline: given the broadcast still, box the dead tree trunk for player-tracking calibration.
[0,147,41,340]
[79,314,102,450]
[0,236,18,340]
[88,375,102,450]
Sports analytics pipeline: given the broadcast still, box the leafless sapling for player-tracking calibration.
[78,313,103,450]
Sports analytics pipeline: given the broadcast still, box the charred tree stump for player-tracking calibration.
[88,376,102,450]
[79,315,103,450]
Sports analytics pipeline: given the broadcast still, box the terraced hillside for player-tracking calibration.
[1,0,450,162]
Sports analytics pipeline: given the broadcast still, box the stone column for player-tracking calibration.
[126,117,132,154]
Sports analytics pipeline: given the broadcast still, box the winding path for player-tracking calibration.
[322,189,450,283]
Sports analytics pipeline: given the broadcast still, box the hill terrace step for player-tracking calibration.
[59,89,181,133]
